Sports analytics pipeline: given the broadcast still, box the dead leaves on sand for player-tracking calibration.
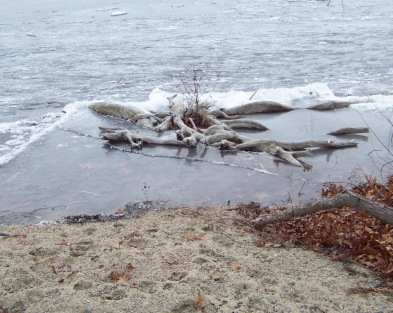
[186,232,206,241]
[56,239,71,246]
[14,234,28,245]
[347,284,393,296]
[196,291,205,311]
[240,176,393,280]
[108,264,135,282]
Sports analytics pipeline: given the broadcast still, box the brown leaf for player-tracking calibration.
[67,271,77,278]
[167,259,180,266]
[115,208,125,215]
[102,296,114,300]
[196,292,204,308]
[240,176,393,279]
[108,264,135,282]
[57,239,70,246]
[186,232,206,241]
[229,262,241,270]
[15,234,28,245]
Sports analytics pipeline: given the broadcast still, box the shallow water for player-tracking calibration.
[1,0,393,223]
[1,107,391,224]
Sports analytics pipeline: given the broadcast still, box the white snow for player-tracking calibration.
[111,11,127,17]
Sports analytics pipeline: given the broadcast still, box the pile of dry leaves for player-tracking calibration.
[239,176,393,280]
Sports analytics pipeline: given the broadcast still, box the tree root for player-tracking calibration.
[92,98,360,168]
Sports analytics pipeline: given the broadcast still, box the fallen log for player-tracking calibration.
[307,101,352,111]
[213,109,244,120]
[100,127,188,147]
[275,139,358,150]
[252,190,393,227]
[327,127,369,136]
[218,101,293,116]
[223,119,268,130]
[89,102,144,120]
[235,140,306,167]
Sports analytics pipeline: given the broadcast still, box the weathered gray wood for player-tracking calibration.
[235,139,303,167]
[154,116,173,132]
[173,115,205,143]
[100,128,188,147]
[205,132,244,145]
[275,140,358,150]
[252,190,393,227]
[168,94,186,116]
[211,109,244,120]
[204,125,230,136]
[89,102,144,119]
[131,113,156,122]
[307,101,352,111]
[210,139,237,150]
[220,101,293,115]
[93,97,360,168]
[327,127,369,136]
[223,119,268,130]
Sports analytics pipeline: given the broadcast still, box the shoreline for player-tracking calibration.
[1,206,392,312]
[2,107,392,225]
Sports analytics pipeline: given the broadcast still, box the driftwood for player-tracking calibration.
[223,119,268,130]
[327,127,369,136]
[215,101,293,116]
[234,139,356,167]
[307,101,352,111]
[275,140,358,150]
[89,102,144,119]
[214,109,244,120]
[91,96,361,168]
[236,140,305,167]
[252,190,393,227]
[99,127,187,147]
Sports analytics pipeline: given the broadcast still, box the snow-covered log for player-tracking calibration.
[216,101,293,116]
[307,101,352,111]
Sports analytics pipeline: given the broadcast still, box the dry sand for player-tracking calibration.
[0,206,392,313]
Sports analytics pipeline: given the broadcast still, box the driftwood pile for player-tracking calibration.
[89,96,366,168]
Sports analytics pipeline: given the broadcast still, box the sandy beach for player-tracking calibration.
[1,206,392,313]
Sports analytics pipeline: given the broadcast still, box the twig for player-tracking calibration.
[298,181,307,196]
[249,89,259,101]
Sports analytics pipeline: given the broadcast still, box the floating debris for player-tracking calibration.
[125,200,169,215]
[57,213,125,224]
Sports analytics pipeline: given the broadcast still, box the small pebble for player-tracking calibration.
[84,308,93,313]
